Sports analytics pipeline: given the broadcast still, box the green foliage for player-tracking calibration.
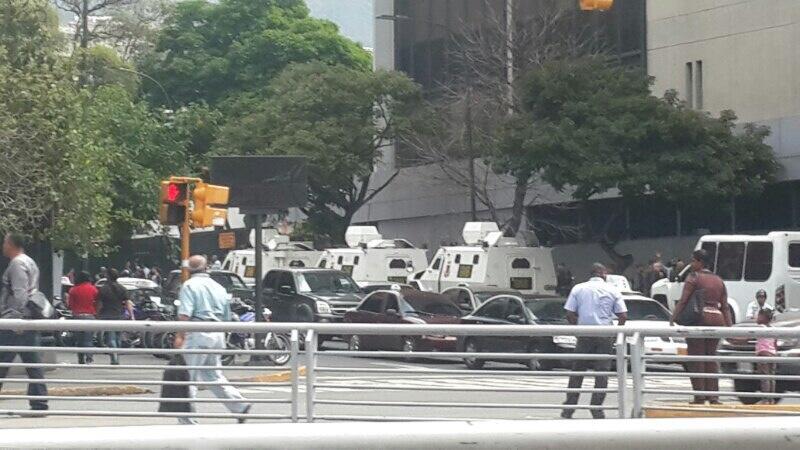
[0,0,61,68]
[502,58,777,206]
[217,62,421,241]
[168,103,224,171]
[76,45,140,95]
[139,0,371,108]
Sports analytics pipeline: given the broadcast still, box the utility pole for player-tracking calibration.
[465,87,477,221]
[505,0,515,115]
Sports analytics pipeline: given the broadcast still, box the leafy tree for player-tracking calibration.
[76,45,139,94]
[139,0,371,108]
[0,0,61,68]
[217,62,421,242]
[55,0,135,49]
[502,58,777,269]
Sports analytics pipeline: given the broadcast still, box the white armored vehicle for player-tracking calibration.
[317,226,429,288]
[222,230,322,286]
[412,222,557,295]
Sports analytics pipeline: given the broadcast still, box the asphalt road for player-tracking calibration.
[0,340,770,429]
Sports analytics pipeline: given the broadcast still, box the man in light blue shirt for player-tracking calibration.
[561,263,627,419]
[173,255,250,425]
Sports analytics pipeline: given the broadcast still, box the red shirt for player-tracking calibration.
[68,282,98,316]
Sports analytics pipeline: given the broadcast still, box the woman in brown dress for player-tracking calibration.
[671,249,733,404]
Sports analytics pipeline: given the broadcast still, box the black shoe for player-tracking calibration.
[560,410,573,419]
[237,404,252,424]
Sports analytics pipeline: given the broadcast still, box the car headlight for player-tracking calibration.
[315,301,331,315]
[553,335,577,346]
[777,338,799,348]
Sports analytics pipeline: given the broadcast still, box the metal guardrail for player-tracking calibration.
[0,320,798,423]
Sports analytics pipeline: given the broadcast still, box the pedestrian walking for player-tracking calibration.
[755,308,777,404]
[172,255,251,425]
[746,289,773,320]
[561,263,627,419]
[0,233,48,412]
[68,271,98,364]
[97,269,134,365]
[670,249,732,404]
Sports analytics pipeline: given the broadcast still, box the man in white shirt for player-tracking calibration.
[745,289,773,320]
[561,263,627,419]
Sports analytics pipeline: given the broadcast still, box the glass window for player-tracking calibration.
[431,258,442,270]
[701,241,718,273]
[716,242,745,281]
[744,242,773,281]
[457,265,473,278]
[289,260,305,268]
[473,255,480,264]
[278,272,295,291]
[405,298,462,317]
[455,254,461,264]
[318,259,327,269]
[476,298,510,320]
[222,260,231,271]
[384,294,399,312]
[625,300,671,321]
[506,300,524,318]
[337,256,343,265]
[511,258,530,269]
[262,271,280,290]
[297,272,359,294]
[389,259,407,269]
[789,243,800,268]
[441,289,461,303]
[354,256,360,265]
[360,293,385,313]
[524,299,568,322]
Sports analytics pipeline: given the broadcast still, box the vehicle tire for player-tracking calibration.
[295,304,314,323]
[526,342,555,371]
[348,335,362,352]
[401,336,416,361]
[463,338,485,370]
[733,379,762,405]
[221,334,239,366]
[266,334,291,366]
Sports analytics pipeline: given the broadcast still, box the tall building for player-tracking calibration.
[361,0,800,272]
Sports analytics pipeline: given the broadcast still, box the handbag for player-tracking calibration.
[676,273,705,326]
[26,291,55,320]
[158,355,194,413]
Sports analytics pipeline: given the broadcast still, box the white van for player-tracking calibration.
[317,226,429,288]
[412,222,557,295]
[222,235,321,286]
[651,232,800,323]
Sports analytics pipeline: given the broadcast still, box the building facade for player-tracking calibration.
[360,0,800,276]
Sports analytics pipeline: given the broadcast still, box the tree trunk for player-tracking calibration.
[504,171,529,236]
[80,0,90,49]
[584,201,634,274]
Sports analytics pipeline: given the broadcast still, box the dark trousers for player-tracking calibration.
[0,330,48,410]
[685,338,720,402]
[563,336,614,418]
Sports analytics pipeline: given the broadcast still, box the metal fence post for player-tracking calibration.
[615,332,627,418]
[290,329,299,423]
[630,332,644,418]
[304,330,317,423]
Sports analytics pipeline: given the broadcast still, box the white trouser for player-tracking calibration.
[179,332,248,424]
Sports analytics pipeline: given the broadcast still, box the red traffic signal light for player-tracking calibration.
[162,181,187,205]
[159,180,188,225]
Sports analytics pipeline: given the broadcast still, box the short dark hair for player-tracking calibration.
[758,308,774,321]
[107,268,119,282]
[692,249,710,267]
[5,233,27,250]
[76,271,92,284]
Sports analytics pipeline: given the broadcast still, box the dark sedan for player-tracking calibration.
[344,289,463,353]
[458,294,569,370]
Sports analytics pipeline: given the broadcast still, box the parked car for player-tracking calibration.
[262,268,363,324]
[458,294,571,370]
[719,310,800,404]
[344,289,463,353]
[163,270,253,306]
[552,293,687,360]
[440,285,522,313]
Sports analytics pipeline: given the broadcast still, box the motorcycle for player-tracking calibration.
[52,297,75,347]
[223,300,291,366]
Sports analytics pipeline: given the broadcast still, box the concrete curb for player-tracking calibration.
[644,402,800,418]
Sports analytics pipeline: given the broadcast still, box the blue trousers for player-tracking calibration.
[0,330,48,409]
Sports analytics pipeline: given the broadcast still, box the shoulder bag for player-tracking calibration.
[27,290,56,320]
[675,273,704,326]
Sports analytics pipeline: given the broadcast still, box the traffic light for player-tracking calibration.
[580,0,613,10]
[159,180,188,225]
[191,182,230,228]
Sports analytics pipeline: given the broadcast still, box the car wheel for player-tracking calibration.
[733,379,763,405]
[221,334,239,366]
[463,339,485,370]
[296,304,314,322]
[266,334,291,366]
[525,341,550,371]
[348,335,362,352]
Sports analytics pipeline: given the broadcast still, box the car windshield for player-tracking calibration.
[297,272,360,294]
[212,274,247,290]
[524,299,567,323]
[626,300,670,321]
[405,297,462,317]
